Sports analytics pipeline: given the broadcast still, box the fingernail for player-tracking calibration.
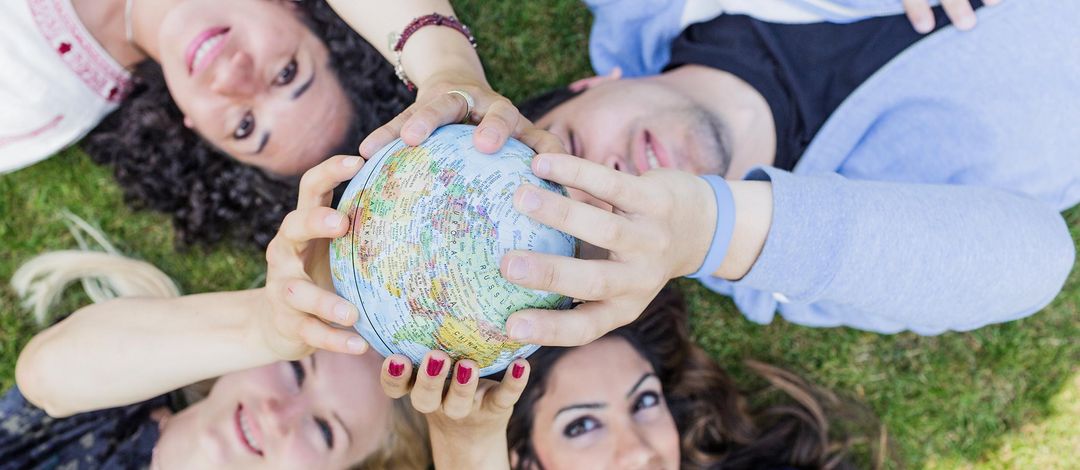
[915,18,933,33]
[342,156,361,167]
[325,213,343,227]
[346,337,366,353]
[404,124,428,142]
[479,127,500,147]
[426,358,445,377]
[456,365,473,384]
[508,319,532,341]
[333,303,351,323]
[506,256,528,281]
[519,189,541,212]
[512,363,525,379]
[388,360,405,377]
[534,155,551,176]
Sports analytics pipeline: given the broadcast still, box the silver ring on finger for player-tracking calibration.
[447,89,475,124]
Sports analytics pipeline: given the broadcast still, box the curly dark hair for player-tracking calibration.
[82,0,411,248]
[507,288,885,470]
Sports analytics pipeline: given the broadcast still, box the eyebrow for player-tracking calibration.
[626,373,655,398]
[555,402,605,419]
[248,70,315,155]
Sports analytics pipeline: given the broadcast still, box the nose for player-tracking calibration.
[210,51,258,97]
[599,153,630,174]
[614,427,665,469]
[259,395,307,439]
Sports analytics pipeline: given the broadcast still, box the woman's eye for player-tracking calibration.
[563,416,601,438]
[233,112,255,140]
[633,391,660,413]
[289,360,305,387]
[274,59,298,86]
[315,417,334,449]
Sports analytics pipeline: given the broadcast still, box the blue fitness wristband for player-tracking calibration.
[687,175,735,279]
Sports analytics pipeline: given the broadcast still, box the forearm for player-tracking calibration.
[326,0,486,89]
[15,289,277,417]
[429,428,510,470]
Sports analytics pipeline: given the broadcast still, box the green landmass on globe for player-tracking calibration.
[330,124,576,375]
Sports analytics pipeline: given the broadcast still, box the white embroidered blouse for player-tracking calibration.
[1,0,132,173]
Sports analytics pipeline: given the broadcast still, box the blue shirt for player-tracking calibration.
[593,0,1080,334]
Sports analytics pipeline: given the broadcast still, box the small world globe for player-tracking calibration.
[329,124,576,376]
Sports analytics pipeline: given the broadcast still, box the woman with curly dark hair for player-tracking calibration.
[79,0,413,247]
[504,288,882,469]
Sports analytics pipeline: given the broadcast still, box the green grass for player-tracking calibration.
[1,1,1077,468]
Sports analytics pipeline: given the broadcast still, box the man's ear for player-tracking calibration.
[568,67,623,92]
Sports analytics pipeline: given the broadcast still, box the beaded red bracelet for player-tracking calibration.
[391,13,478,92]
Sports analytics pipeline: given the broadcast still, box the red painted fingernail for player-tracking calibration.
[512,363,525,379]
[456,365,473,385]
[426,358,445,377]
[388,360,404,377]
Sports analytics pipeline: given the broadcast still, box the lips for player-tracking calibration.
[633,130,674,174]
[234,403,264,457]
[185,27,230,75]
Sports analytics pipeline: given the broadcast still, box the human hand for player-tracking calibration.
[257,155,368,360]
[358,72,564,157]
[381,351,529,470]
[497,154,720,347]
[903,0,1001,33]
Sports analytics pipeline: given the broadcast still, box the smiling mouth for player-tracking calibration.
[234,403,264,457]
[186,27,230,75]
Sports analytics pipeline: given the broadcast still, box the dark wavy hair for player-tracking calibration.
[82,0,410,248]
[507,288,885,470]
[516,87,581,123]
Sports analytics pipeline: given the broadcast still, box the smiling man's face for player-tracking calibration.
[536,76,730,177]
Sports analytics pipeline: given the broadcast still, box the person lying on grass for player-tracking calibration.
[495,0,1078,347]
[384,289,882,470]
[7,156,434,469]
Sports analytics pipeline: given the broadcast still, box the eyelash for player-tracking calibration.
[563,416,601,438]
[232,57,299,140]
[289,360,334,449]
[633,391,661,413]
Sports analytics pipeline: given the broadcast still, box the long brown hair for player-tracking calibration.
[506,288,883,469]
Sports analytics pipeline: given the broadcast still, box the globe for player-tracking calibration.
[329,124,576,376]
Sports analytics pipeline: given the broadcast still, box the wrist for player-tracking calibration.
[399,26,486,90]
[684,175,734,279]
[430,429,509,470]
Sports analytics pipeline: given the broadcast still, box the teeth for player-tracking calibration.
[240,409,261,452]
[645,144,660,170]
[192,33,224,71]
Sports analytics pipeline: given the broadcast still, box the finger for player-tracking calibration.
[359,107,415,158]
[283,279,358,326]
[516,127,567,155]
[296,155,364,210]
[513,183,638,252]
[505,300,637,346]
[297,316,368,354]
[941,0,977,30]
[380,355,414,399]
[411,350,451,414]
[902,0,935,33]
[473,98,521,153]
[442,360,480,420]
[501,250,645,301]
[484,359,530,413]
[400,93,472,146]
[531,153,644,211]
[278,207,349,247]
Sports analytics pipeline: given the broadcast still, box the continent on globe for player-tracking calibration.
[330,124,576,376]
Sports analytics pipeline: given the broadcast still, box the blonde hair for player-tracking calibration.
[12,213,433,469]
[11,211,179,325]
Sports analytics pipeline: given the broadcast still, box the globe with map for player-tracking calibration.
[329,124,576,376]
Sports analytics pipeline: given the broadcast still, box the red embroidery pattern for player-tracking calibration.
[28,0,132,103]
[0,115,65,148]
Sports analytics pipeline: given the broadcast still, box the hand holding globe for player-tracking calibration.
[330,125,576,376]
